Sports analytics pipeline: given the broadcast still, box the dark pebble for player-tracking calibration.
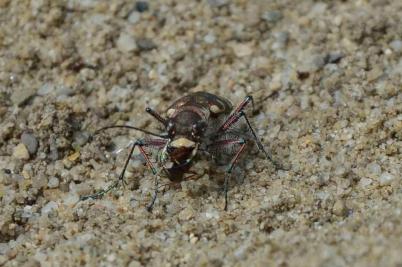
[325,52,344,64]
[136,38,157,51]
[21,132,39,155]
[135,1,149,12]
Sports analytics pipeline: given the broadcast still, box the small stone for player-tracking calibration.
[366,162,381,179]
[13,143,30,160]
[136,38,157,51]
[37,83,54,96]
[41,201,58,215]
[0,243,9,255]
[205,208,220,219]
[189,233,198,244]
[135,1,149,13]
[0,106,7,118]
[204,33,216,44]
[72,131,90,147]
[333,199,347,216]
[325,51,344,64]
[128,260,142,267]
[67,151,80,162]
[22,205,34,219]
[299,54,326,72]
[128,11,141,24]
[48,177,60,188]
[389,40,402,52]
[367,67,383,82]
[261,10,283,23]
[207,0,228,7]
[230,42,253,58]
[0,255,7,266]
[379,172,395,186]
[32,174,48,189]
[11,86,37,106]
[21,132,39,155]
[63,193,79,206]
[359,177,373,187]
[117,33,137,53]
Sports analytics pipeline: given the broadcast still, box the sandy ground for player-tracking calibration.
[0,0,401,266]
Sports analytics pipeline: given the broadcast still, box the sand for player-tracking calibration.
[0,0,401,266]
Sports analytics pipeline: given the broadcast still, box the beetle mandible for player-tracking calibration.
[81,92,281,211]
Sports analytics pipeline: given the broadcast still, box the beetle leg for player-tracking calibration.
[80,139,167,202]
[146,175,159,212]
[223,139,247,211]
[208,137,247,210]
[240,111,283,170]
[218,95,253,132]
[218,95,283,170]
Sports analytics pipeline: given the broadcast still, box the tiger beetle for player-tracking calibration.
[80,92,281,211]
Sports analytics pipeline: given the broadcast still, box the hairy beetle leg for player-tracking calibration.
[80,139,166,203]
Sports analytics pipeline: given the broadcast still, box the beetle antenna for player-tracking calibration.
[94,125,167,138]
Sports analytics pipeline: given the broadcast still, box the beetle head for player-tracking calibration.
[164,136,198,167]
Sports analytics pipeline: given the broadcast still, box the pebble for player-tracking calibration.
[366,162,381,179]
[21,132,39,155]
[207,0,228,7]
[261,10,283,23]
[128,11,141,24]
[379,172,395,186]
[41,201,58,215]
[48,177,60,188]
[204,33,216,44]
[63,193,79,206]
[230,42,253,58]
[37,83,54,96]
[72,131,90,147]
[32,174,48,189]
[135,1,149,13]
[0,243,9,255]
[359,177,373,187]
[22,205,34,219]
[10,86,37,106]
[325,51,344,64]
[128,260,142,267]
[0,256,7,266]
[13,143,30,160]
[367,67,383,82]
[332,199,347,217]
[117,33,137,53]
[136,38,157,51]
[298,54,326,73]
[389,40,402,52]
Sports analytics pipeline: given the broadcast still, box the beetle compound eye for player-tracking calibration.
[167,121,176,136]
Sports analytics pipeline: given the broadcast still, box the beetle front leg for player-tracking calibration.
[80,139,166,202]
[208,137,248,210]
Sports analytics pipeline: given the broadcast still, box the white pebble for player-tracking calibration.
[366,162,381,178]
[47,177,60,188]
[117,33,137,53]
[390,40,402,52]
[128,11,141,24]
[63,193,79,206]
[41,201,58,215]
[379,172,395,186]
[359,177,373,187]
